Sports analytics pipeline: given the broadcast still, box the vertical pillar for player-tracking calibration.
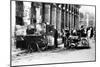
[66,4,69,29]
[11,1,16,47]
[77,8,79,29]
[42,3,45,23]
[72,5,74,29]
[31,2,36,24]
[44,3,51,25]
[73,5,75,28]
[69,4,73,30]
[69,4,71,31]
[36,6,41,23]
[61,4,64,30]
[40,3,43,23]
[16,1,23,25]
[76,7,79,30]
[56,4,62,33]
[23,2,31,26]
[74,7,77,29]
[35,3,42,23]
[73,5,80,30]
[74,7,76,29]
[51,4,57,29]
[86,14,89,27]
[63,4,67,29]
[60,5,62,33]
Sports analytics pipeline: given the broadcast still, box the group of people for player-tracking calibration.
[62,26,94,41]
[79,26,94,38]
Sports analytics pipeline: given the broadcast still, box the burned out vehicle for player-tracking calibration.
[16,35,48,51]
[15,23,48,52]
[64,29,89,49]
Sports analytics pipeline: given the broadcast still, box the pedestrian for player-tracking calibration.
[65,27,70,38]
[62,29,65,43]
[64,27,70,48]
[80,25,86,37]
[52,27,58,48]
[87,27,93,39]
[90,27,93,38]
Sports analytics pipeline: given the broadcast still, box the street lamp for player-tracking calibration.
[58,4,61,8]
[67,9,69,12]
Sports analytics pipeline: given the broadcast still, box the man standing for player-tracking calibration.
[52,27,58,48]
[64,28,70,48]
[90,27,93,38]
[87,27,93,38]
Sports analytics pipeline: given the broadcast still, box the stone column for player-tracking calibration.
[63,4,67,29]
[74,7,76,29]
[35,3,42,23]
[69,4,71,31]
[73,5,75,28]
[36,6,41,23]
[31,2,36,24]
[42,3,45,23]
[77,8,79,30]
[44,3,51,25]
[51,4,57,29]
[66,4,70,29]
[75,7,79,30]
[69,4,73,30]
[23,2,31,26]
[40,3,43,23]
[61,4,64,30]
[86,13,89,27]
[16,1,24,25]
[56,4,62,33]
[72,5,74,29]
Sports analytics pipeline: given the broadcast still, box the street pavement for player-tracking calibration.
[12,38,96,66]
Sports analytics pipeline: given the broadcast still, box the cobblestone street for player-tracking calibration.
[12,38,95,66]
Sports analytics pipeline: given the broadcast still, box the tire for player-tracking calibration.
[41,43,48,51]
[70,43,76,48]
[81,39,89,47]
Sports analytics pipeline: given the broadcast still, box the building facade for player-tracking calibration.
[15,1,80,35]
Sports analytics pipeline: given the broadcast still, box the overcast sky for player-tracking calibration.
[79,6,95,15]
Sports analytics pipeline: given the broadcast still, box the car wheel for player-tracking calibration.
[81,39,89,47]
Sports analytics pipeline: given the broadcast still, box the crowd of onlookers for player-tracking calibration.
[62,26,95,39]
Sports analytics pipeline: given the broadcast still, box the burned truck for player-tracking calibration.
[15,23,48,52]
[64,29,89,49]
